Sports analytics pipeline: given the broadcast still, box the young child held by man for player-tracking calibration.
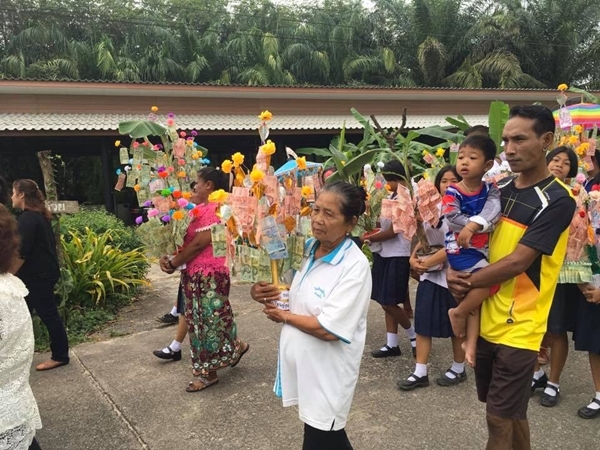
[444,135,502,366]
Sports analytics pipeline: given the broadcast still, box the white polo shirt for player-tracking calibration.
[279,237,372,431]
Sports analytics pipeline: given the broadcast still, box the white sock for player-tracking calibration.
[404,326,417,347]
[587,392,600,410]
[386,332,399,348]
[445,361,465,379]
[407,363,428,381]
[162,340,181,353]
[543,381,559,397]
[170,306,179,317]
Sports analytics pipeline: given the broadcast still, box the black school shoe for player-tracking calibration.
[436,368,467,387]
[397,374,429,391]
[531,373,548,395]
[157,312,179,325]
[152,346,182,361]
[577,398,600,419]
[540,384,560,407]
[371,345,401,358]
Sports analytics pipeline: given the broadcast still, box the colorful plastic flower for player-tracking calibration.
[296,156,307,170]
[114,140,121,147]
[208,189,229,204]
[132,141,140,149]
[135,216,143,225]
[133,184,141,192]
[179,131,187,138]
[178,158,186,166]
[221,159,233,174]
[172,191,182,199]
[172,211,185,221]
[182,192,192,199]
[151,106,158,112]
[250,168,265,183]
[374,181,383,189]
[177,199,189,208]
[574,125,583,134]
[259,140,276,155]
[166,119,174,127]
[191,130,198,137]
[232,152,245,167]
[558,83,568,91]
[177,171,186,178]
[147,209,159,218]
[258,110,273,121]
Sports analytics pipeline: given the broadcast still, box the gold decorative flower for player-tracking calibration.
[250,168,265,183]
[151,106,159,112]
[574,125,583,134]
[221,160,233,174]
[259,140,276,155]
[296,156,307,170]
[208,189,229,204]
[568,135,579,145]
[114,140,121,147]
[232,152,245,167]
[258,110,273,121]
[301,186,313,197]
[557,84,568,91]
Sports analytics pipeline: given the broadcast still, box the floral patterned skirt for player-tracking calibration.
[181,270,242,376]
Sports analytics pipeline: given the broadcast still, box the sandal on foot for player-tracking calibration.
[36,360,69,371]
[186,377,219,393]
[230,342,250,368]
[436,368,467,387]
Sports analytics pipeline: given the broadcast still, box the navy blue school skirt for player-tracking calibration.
[573,292,600,355]
[371,254,410,306]
[414,279,457,338]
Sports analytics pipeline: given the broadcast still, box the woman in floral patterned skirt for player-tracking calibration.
[159,167,249,392]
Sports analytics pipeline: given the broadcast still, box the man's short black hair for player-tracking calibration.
[508,105,555,136]
[381,159,406,182]
[460,135,497,162]
[464,125,489,137]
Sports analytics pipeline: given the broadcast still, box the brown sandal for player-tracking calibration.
[230,342,250,368]
[186,377,219,393]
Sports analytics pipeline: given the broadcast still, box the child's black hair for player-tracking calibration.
[459,135,497,163]
[381,159,406,182]
[546,146,578,179]
[464,125,489,137]
[434,165,462,194]
[197,167,229,192]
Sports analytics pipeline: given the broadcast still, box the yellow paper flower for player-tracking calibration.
[297,156,307,170]
[258,110,273,121]
[114,140,121,147]
[250,168,265,183]
[259,140,276,155]
[423,172,429,179]
[172,210,184,220]
[568,135,579,145]
[557,83,568,91]
[574,125,583,134]
[221,159,233,174]
[151,106,158,112]
[208,189,229,204]
[581,143,591,151]
[576,145,586,156]
[232,152,245,167]
[435,148,445,157]
[301,186,313,198]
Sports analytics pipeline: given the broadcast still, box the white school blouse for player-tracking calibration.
[279,237,371,431]
[0,273,42,450]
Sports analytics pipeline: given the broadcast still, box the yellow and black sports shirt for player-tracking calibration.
[480,175,576,351]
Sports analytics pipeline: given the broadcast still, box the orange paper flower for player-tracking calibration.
[172,211,185,220]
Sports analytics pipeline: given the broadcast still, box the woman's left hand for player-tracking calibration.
[583,286,600,304]
[159,255,175,274]
[263,302,290,324]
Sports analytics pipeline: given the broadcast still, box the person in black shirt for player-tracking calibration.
[0,175,9,206]
[11,179,69,371]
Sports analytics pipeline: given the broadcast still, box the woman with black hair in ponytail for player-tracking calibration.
[158,168,249,392]
[11,179,69,371]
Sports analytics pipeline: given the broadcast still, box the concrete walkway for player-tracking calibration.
[30,266,600,449]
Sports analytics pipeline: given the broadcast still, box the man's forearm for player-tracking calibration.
[467,255,529,289]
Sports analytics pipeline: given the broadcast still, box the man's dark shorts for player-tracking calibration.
[474,337,537,420]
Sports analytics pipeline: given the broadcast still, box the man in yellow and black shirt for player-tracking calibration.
[448,105,576,450]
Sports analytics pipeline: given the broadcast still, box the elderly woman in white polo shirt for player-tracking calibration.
[251,181,372,450]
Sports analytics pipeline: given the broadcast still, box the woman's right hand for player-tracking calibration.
[251,281,281,304]
[410,256,429,275]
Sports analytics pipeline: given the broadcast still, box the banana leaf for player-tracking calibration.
[118,120,167,139]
